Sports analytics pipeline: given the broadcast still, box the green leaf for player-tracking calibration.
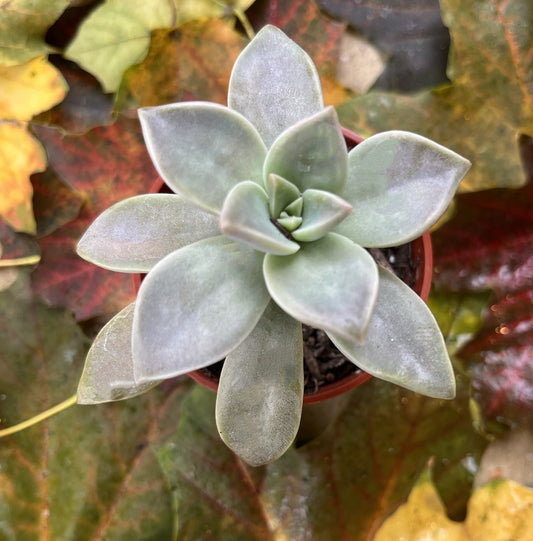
[220,181,299,255]
[0,275,184,539]
[336,131,470,248]
[228,24,324,147]
[133,236,270,382]
[264,173,301,218]
[330,267,455,399]
[264,106,348,195]
[77,194,220,273]
[64,0,174,92]
[0,0,69,65]
[77,303,161,404]
[139,102,266,215]
[264,233,378,342]
[216,302,303,466]
[292,189,352,242]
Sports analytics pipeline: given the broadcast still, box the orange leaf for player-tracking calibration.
[0,122,46,233]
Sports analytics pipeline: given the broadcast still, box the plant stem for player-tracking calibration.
[234,8,255,40]
[0,394,77,438]
[0,255,40,268]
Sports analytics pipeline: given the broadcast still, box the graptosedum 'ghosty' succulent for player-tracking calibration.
[76,25,471,466]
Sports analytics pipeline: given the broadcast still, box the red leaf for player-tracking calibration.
[432,136,533,428]
[31,116,161,320]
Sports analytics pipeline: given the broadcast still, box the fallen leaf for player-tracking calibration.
[432,171,533,429]
[31,116,160,320]
[0,277,192,539]
[64,0,174,92]
[0,0,70,65]
[336,0,533,191]
[374,468,533,541]
[247,0,352,105]
[317,0,450,92]
[0,121,46,233]
[115,19,247,111]
[155,375,486,539]
[34,57,114,135]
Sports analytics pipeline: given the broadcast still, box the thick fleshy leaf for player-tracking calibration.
[264,233,378,342]
[216,302,303,466]
[77,303,160,404]
[292,189,352,242]
[336,130,470,248]
[264,106,348,195]
[77,194,220,272]
[133,236,269,382]
[220,181,299,255]
[228,24,323,147]
[139,102,266,214]
[330,267,455,399]
[264,173,301,218]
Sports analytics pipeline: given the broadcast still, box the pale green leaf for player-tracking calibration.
[220,181,299,255]
[263,233,378,342]
[0,0,69,65]
[65,0,174,92]
[133,236,270,382]
[264,173,301,218]
[216,302,303,466]
[77,194,220,273]
[77,303,161,404]
[336,131,471,248]
[264,107,347,195]
[329,267,455,399]
[228,24,324,147]
[292,189,352,242]
[139,102,266,214]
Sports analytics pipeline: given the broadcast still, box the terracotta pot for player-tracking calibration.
[188,127,434,404]
[136,127,434,405]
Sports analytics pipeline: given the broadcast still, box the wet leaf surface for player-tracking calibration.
[31,116,160,320]
[0,276,191,540]
[317,0,450,92]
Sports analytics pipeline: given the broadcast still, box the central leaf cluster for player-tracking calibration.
[219,107,353,256]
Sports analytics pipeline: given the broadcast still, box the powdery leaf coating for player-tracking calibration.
[133,236,270,382]
[216,302,303,466]
[228,25,324,147]
[264,107,348,195]
[77,194,220,273]
[77,303,161,404]
[330,267,455,399]
[220,181,299,255]
[336,130,471,248]
[264,233,379,343]
[139,102,266,215]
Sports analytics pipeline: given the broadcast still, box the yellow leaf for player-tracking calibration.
[0,122,46,233]
[0,56,68,121]
[374,468,533,541]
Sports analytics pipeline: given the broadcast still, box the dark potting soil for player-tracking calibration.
[199,242,419,396]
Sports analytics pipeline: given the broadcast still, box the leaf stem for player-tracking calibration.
[0,255,40,268]
[234,8,255,40]
[0,394,77,438]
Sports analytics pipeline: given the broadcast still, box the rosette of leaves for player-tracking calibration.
[76,26,471,466]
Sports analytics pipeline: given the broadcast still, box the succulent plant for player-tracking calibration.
[76,25,471,466]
